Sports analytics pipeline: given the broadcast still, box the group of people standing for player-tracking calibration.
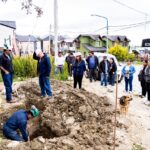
[66,50,118,89]
[86,51,117,87]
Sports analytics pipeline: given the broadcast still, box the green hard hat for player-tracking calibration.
[30,107,40,117]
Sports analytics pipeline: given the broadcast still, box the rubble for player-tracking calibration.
[0,80,114,150]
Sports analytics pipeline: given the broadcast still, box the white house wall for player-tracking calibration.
[0,25,14,48]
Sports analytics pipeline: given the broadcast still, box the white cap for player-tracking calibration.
[3,44,12,51]
[74,52,82,57]
[35,49,42,56]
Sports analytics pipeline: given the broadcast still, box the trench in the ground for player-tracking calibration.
[29,125,58,140]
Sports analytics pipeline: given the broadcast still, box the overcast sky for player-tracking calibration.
[0,0,150,46]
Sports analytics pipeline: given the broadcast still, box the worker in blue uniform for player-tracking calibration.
[3,105,40,142]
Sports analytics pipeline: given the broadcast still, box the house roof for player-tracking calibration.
[0,21,16,29]
[43,35,54,41]
[83,44,106,52]
[16,35,37,42]
[42,35,66,41]
[102,35,130,42]
[75,34,102,41]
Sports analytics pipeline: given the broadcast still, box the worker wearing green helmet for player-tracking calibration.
[3,105,40,142]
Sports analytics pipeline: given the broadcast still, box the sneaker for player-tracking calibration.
[144,101,150,105]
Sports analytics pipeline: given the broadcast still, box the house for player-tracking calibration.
[42,35,69,54]
[74,34,107,56]
[102,35,130,48]
[42,35,54,53]
[59,38,76,52]
[16,35,38,56]
[0,21,17,53]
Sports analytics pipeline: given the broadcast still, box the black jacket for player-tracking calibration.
[66,55,75,65]
[109,62,117,74]
[86,55,99,69]
[99,60,110,74]
[0,53,13,75]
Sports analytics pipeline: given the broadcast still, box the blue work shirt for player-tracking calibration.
[3,109,28,141]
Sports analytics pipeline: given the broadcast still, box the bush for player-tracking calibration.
[127,53,136,61]
[12,56,68,81]
[13,56,37,78]
[108,45,129,61]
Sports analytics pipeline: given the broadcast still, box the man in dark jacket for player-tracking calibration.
[3,106,39,142]
[33,49,52,98]
[66,52,75,77]
[99,56,110,86]
[0,44,15,103]
[86,50,99,82]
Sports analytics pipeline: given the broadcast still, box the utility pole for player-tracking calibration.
[49,24,52,55]
[54,0,58,65]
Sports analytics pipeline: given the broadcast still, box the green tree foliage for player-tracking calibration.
[108,45,135,61]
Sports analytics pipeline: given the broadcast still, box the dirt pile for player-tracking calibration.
[0,80,114,150]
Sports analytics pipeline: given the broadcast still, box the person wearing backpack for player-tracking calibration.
[138,60,148,98]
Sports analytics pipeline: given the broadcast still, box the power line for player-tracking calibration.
[111,0,150,16]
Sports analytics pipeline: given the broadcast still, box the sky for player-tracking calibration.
[0,0,150,46]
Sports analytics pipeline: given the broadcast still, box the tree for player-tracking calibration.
[1,0,43,17]
[108,44,128,61]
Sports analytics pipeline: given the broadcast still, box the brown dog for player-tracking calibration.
[119,95,133,115]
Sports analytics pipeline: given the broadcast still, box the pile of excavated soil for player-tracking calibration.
[0,80,115,150]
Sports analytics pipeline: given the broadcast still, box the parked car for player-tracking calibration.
[85,53,123,82]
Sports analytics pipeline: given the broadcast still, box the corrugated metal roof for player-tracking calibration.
[16,35,37,42]
[0,21,16,29]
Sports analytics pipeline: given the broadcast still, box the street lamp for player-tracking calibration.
[91,14,109,53]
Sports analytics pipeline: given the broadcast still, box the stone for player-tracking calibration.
[7,141,21,148]
[37,136,46,143]
[65,117,75,125]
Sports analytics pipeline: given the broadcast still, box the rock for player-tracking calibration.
[79,105,87,114]
[49,138,57,143]
[7,141,21,148]
[65,117,75,125]
[37,136,45,143]
[62,139,75,146]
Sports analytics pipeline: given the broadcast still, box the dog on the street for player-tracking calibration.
[119,95,133,115]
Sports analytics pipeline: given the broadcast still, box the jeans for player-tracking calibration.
[101,73,108,86]
[55,66,63,74]
[141,80,147,96]
[89,69,96,82]
[125,76,133,92]
[2,73,13,101]
[3,125,23,141]
[73,75,83,89]
[109,73,116,86]
[67,64,73,77]
[39,75,52,97]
